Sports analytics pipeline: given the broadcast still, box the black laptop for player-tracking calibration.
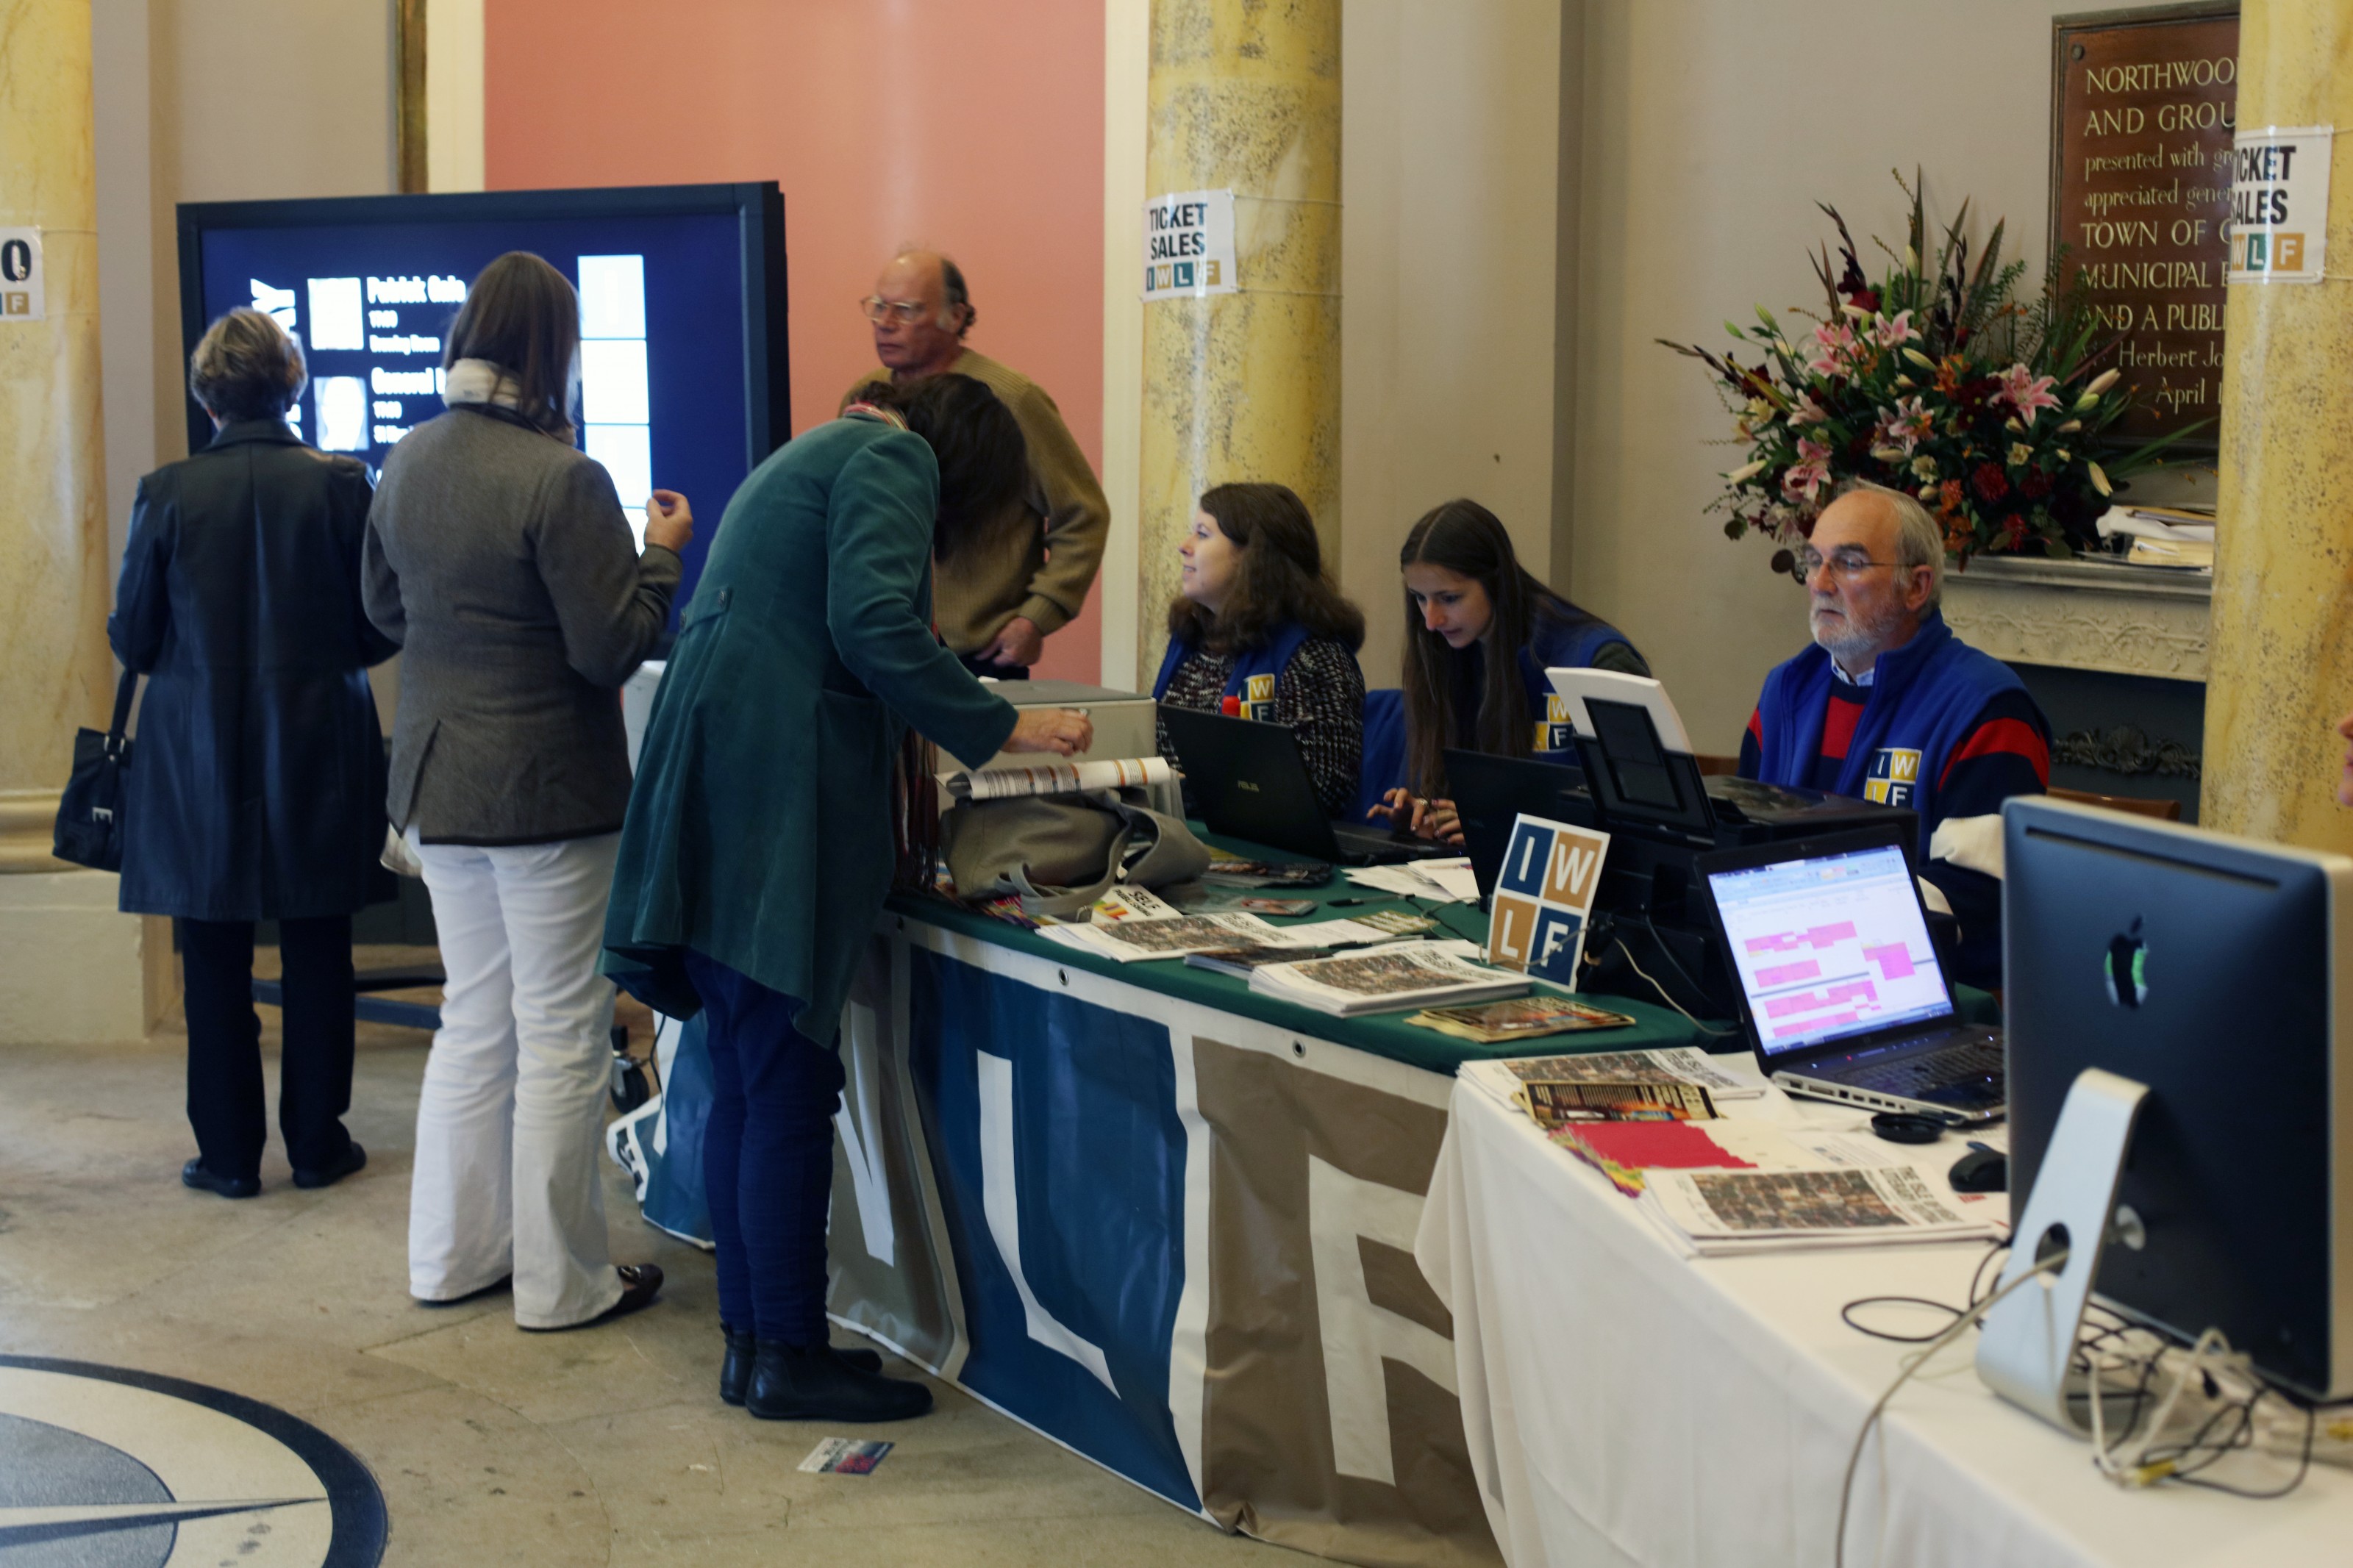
[1445,749,1599,896]
[1157,706,1453,865]
[1693,823,2004,1123]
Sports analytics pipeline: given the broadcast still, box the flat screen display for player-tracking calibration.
[1706,842,1954,1055]
[179,185,786,627]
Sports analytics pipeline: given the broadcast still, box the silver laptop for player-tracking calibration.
[1696,828,2004,1123]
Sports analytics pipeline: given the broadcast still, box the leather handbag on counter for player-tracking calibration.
[53,670,138,872]
[942,789,1210,920]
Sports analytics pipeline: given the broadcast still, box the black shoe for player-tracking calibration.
[721,1323,756,1406]
[521,1264,664,1333]
[182,1159,258,1200]
[721,1323,880,1403]
[745,1342,932,1422]
[292,1141,367,1190]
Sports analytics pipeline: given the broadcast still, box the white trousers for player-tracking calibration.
[409,830,624,1328]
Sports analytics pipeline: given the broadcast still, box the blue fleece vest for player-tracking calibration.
[1749,611,2027,859]
[1153,620,1316,721]
[1514,606,1640,755]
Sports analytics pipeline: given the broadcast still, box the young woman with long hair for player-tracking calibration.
[1153,483,1368,815]
[1368,498,1646,842]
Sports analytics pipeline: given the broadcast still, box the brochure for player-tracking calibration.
[1491,1048,1766,1100]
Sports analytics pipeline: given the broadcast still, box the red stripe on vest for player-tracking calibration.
[1820,692,1863,762]
[1939,716,2051,788]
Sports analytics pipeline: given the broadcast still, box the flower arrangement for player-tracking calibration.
[1662,172,2205,573]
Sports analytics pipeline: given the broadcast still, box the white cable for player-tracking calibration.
[1835,1249,2071,1568]
[1612,938,1740,1038]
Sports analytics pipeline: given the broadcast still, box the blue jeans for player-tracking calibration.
[682,951,845,1348]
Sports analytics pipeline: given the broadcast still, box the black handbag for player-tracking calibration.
[53,670,138,871]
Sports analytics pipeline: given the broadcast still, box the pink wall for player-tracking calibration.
[485,0,1107,681]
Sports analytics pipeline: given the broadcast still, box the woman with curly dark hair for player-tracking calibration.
[1152,482,1367,815]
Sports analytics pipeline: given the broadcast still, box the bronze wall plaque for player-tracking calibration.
[2049,3,2238,446]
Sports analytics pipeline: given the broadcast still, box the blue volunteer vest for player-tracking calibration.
[1153,619,1316,721]
[1749,611,2028,859]
[1517,606,1640,756]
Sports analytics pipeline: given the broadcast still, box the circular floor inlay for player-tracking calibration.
[0,1357,385,1568]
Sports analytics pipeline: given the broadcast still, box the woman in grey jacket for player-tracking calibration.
[364,251,688,1331]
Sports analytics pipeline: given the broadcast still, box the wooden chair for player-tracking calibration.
[1694,753,1742,778]
[2048,785,2182,822]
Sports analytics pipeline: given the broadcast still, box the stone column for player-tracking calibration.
[1,0,111,853]
[0,0,149,1043]
[1138,0,1340,678]
[2202,0,2353,848]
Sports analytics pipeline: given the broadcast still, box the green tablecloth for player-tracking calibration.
[897,833,2002,1078]
[889,836,1721,1075]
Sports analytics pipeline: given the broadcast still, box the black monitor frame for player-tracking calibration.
[174,181,790,466]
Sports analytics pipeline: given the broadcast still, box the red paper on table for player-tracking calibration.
[1552,1121,1757,1197]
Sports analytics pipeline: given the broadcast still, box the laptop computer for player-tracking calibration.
[1157,705,1454,866]
[1693,823,2004,1123]
[1444,749,1599,897]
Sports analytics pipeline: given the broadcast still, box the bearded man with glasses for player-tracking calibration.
[843,248,1110,679]
[1737,479,2050,987]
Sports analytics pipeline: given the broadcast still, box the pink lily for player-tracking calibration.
[1788,393,1830,427]
[1995,363,2061,422]
[1781,438,1833,503]
[1872,395,1932,455]
[1871,309,1918,348]
[1807,321,1859,375]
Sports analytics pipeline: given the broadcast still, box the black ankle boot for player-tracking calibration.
[744,1342,933,1422]
[719,1323,757,1406]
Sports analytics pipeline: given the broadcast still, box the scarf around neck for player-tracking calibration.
[443,357,573,441]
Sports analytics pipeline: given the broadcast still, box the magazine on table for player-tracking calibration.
[1408,995,1635,1045]
[1481,1048,1768,1100]
[1638,1163,2002,1255]
[944,756,1173,801]
[1184,946,1338,979]
[1200,848,1332,888]
[1248,945,1528,1017]
[1519,1079,1719,1126]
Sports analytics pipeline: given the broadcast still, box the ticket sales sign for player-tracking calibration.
[1143,189,1238,300]
[2227,126,2335,284]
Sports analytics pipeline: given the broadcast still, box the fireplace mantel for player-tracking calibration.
[1940,555,2211,683]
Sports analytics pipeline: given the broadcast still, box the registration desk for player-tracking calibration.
[1416,1067,2353,1568]
[624,840,2007,1567]
[814,859,1710,1568]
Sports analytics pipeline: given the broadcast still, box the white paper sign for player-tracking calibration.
[1142,189,1238,300]
[0,228,44,321]
[2227,126,2334,284]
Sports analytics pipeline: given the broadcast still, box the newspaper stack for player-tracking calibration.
[1248,945,1528,1017]
[1638,1163,2001,1256]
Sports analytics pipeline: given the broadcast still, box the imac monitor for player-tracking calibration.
[2004,796,2353,1399]
[176,182,789,628]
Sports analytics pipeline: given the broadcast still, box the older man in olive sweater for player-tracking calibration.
[843,248,1109,677]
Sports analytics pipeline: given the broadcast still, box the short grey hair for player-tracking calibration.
[189,307,307,422]
[1832,478,1943,611]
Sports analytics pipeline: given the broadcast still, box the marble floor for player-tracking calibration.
[0,952,1295,1566]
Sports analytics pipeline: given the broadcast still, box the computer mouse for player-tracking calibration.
[1948,1148,2008,1194]
[1868,1111,1948,1145]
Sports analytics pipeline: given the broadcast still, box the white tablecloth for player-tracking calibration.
[1415,1068,2352,1568]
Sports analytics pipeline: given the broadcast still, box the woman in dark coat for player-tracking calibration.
[110,307,398,1199]
[604,373,1091,1423]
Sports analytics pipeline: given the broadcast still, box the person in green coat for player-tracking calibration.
[604,373,1091,1424]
